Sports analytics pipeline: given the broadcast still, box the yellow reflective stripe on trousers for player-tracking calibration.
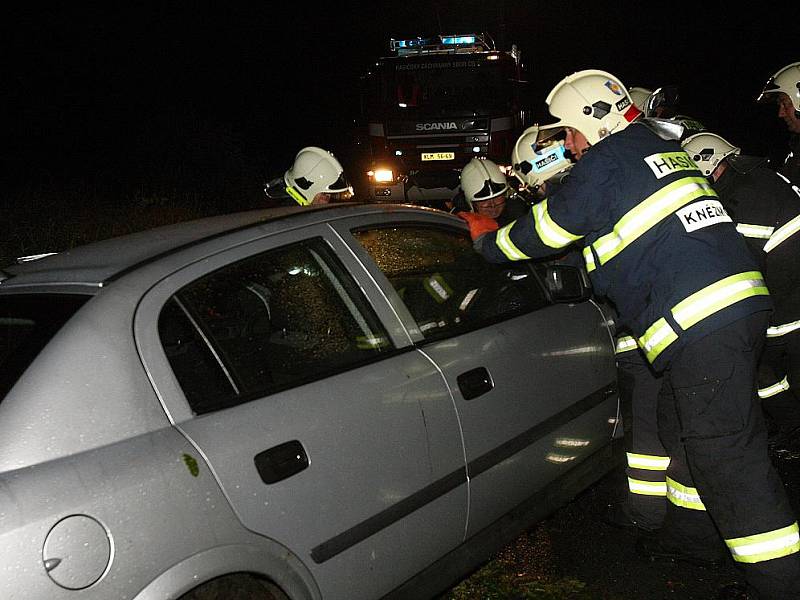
[638,318,678,363]
[767,319,800,338]
[725,522,800,564]
[627,452,670,470]
[759,376,790,399]
[666,476,707,511]
[582,246,596,273]
[592,177,715,266]
[764,213,800,253]
[736,223,774,239]
[615,336,638,354]
[628,477,667,496]
[495,222,531,261]
[671,272,769,330]
[532,199,583,249]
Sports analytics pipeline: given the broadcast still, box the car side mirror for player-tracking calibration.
[542,264,592,303]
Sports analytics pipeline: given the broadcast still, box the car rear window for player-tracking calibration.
[0,294,90,402]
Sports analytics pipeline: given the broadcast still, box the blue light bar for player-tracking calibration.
[441,35,476,45]
[390,34,484,53]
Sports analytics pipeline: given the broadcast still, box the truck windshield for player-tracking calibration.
[0,294,89,402]
[368,55,515,117]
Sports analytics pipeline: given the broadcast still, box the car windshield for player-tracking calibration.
[367,55,515,117]
[0,294,89,402]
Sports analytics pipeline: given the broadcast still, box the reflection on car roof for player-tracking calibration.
[1,203,450,288]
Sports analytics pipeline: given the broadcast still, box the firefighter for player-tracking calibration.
[683,131,800,458]
[264,146,353,207]
[460,69,800,599]
[458,157,527,227]
[757,62,800,183]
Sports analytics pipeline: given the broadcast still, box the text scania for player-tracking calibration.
[416,122,458,131]
[645,152,699,179]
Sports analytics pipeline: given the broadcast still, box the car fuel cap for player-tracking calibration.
[43,514,112,589]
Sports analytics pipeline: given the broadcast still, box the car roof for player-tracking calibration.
[0,203,452,290]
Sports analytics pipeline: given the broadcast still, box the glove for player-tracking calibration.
[457,211,499,241]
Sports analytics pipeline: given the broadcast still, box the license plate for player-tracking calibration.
[421,152,455,161]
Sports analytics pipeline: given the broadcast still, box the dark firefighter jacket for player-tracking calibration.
[778,134,800,184]
[475,122,772,371]
[714,155,800,331]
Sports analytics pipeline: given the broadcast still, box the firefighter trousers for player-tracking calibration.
[658,311,800,599]
[616,344,667,530]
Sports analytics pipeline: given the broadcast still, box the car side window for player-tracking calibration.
[352,226,549,342]
[158,238,393,415]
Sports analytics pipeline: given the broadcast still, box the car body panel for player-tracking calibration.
[0,203,620,600]
[133,224,468,600]
[418,303,618,536]
[0,426,320,600]
[326,211,618,538]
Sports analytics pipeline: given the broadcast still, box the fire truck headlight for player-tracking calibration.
[394,149,403,156]
[472,146,481,153]
[373,169,395,183]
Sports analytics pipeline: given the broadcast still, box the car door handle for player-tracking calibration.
[254,440,309,484]
[457,367,494,400]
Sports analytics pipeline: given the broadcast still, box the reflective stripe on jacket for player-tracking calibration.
[714,161,800,328]
[477,123,771,370]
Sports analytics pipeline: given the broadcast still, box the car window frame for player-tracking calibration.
[135,223,415,424]
[328,212,553,347]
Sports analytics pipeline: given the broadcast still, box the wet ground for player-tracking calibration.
[446,452,800,599]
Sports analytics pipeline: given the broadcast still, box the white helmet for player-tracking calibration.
[460,157,509,209]
[545,69,642,146]
[757,62,800,112]
[511,124,573,190]
[284,146,352,206]
[681,132,741,177]
[628,87,654,114]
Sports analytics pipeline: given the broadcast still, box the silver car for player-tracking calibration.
[0,203,620,600]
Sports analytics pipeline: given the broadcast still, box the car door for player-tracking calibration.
[334,212,619,538]
[134,223,467,600]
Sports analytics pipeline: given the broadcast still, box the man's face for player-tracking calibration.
[472,194,506,219]
[776,93,800,134]
[564,128,591,160]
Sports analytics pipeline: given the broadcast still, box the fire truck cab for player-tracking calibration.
[357,33,532,208]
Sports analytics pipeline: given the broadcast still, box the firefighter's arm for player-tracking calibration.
[457,212,498,240]
[466,198,583,264]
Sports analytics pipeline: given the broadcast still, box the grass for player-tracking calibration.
[445,528,597,600]
[0,180,258,267]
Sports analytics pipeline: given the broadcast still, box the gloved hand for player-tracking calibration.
[457,211,499,241]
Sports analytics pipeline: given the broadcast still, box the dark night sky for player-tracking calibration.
[4,3,797,196]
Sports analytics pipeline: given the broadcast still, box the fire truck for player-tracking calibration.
[356,33,533,207]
